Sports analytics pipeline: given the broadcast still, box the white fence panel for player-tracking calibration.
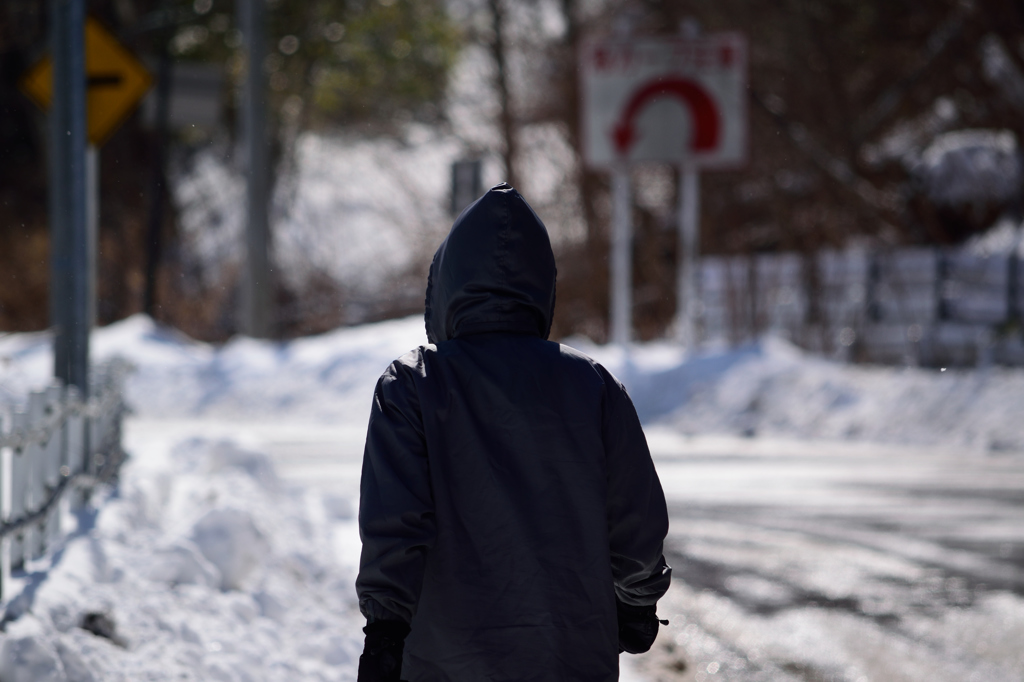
[756,253,806,333]
[818,249,870,332]
[872,249,937,324]
[941,253,1009,324]
[9,410,29,570]
[0,362,127,599]
[695,246,1024,365]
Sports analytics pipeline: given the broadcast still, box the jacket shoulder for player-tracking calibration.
[382,345,438,381]
[556,343,622,386]
[556,342,600,366]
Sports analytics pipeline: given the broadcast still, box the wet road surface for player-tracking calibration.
[628,429,1024,682]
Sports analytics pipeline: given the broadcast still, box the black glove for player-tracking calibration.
[616,599,667,654]
[357,620,411,682]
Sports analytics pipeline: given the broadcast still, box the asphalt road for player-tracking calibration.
[628,429,1024,682]
[127,419,1024,681]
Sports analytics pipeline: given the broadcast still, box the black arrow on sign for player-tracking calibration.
[87,73,123,88]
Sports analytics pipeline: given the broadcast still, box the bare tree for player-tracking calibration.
[487,0,518,187]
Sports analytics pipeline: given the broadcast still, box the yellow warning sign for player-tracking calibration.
[20,17,153,146]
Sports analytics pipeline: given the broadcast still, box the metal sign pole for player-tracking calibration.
[241,0,271,338]
[451,160,483,216]
[68,0,89,394]
[51,0,90,395]
[87,145,98,332]
[144,36,172,318]
[610,164,632,346]
[49,0,69,382]
[676,162,700,350]
[25,8,150,394]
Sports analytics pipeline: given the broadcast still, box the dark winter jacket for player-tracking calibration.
[356,183,671,681]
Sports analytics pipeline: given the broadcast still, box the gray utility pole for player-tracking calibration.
[49,0,90,395]
[239,0,271,338]
[143,28,173,318]
[675,163,700,349]
[451,159,483,216]
[609,165,632,346]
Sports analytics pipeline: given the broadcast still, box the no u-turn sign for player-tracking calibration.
[580,32,748,349]
[581,33,747,169]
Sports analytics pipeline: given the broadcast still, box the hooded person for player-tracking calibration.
[356,183,671,682]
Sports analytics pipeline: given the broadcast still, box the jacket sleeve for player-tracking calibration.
[356,356,436,624]
[601,368,672,606]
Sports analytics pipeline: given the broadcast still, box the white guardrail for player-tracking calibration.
[700,247,1024,365]
[0,361,129,600]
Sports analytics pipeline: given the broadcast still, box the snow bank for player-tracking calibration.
[0,438,365,681]
[0,314,426,423]
[964,214,1024,257]
[913,129,1021,208]
[568,335,1024,452]
[6,314,1024,451]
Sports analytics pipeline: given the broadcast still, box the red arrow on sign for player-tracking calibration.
[612,78,721,156]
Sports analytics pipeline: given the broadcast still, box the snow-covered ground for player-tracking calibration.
[8,315,1024,452]
[1,315,1023,680]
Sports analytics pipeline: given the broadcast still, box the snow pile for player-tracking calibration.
[964,214,1024,257]
[980,34,1024,113]
[7,314,1024,451]
[571,335,1024,452]
[912,129,1021,208]
[860,97,959,169]
[0,314,425,422]
[0,438,364,681]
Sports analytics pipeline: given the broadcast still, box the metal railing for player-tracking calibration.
[0,360,129,600]
[699,247,1024,365]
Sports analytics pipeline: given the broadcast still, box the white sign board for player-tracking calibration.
[581,33,747,169]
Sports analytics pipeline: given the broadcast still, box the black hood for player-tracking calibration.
[425,183,556,344]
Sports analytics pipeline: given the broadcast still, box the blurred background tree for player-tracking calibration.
[3,0,1024,345]
[0,0,460,338]
[520,0,1024,340]
[166,0,459,131]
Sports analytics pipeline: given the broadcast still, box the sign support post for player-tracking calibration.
[48,0,69,390]
[53,0,89,395]
[610,165,633,346]
[144,37,172,318]
[240,0,271,338]
[86,144,99,333]
[580,32,746,348]
[676,163,700,349]
[24,12,153,394]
